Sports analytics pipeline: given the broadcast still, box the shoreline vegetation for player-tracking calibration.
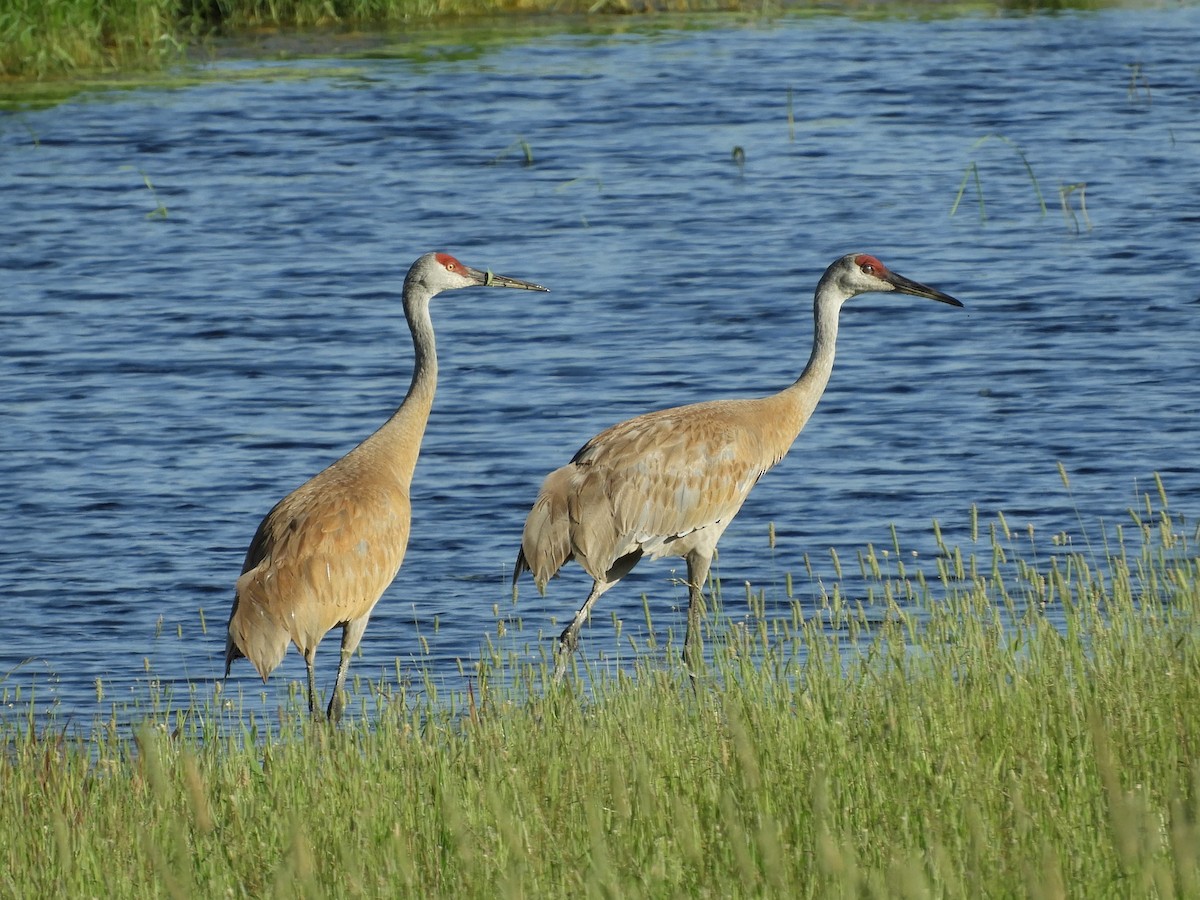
[1,0,1142,85]
[4,4,1195,889]
[3,483,1199,893]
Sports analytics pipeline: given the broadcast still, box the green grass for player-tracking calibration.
[3,483,1199,896]
[0,0,182,78]
[0,0,744,79]
[1,0,1148,82]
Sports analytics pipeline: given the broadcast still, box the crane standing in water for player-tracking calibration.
[225,252,548,721]
[513,253,962,681]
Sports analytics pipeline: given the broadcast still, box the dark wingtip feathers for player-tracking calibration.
[512,548,528,587]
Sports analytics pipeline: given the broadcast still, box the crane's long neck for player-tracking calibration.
[360,289,438,490]
[763,280,846,446]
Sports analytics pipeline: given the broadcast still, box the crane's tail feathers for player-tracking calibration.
[227,580,291,683]
[225,626,287,683]
[512,548,538,590]
[223,595,246,676]
[223,635,244,676]
[513,547,553,596]
[516,471,574,595]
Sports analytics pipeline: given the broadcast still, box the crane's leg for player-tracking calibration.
[683,551,714,676]
[554,580,615,684]
[302,647,320,719]
[327,616,370,723]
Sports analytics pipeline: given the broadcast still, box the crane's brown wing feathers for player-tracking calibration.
[522,399,786,586]
[230,469,411,671]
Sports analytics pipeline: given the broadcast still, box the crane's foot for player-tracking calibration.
[552,626,580,684]
[558,624,580,653]
[326,689,345,724]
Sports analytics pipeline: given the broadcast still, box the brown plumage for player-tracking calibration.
[514,253,962,681]
[225,252,548,720]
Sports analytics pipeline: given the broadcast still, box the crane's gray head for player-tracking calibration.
[823,253,962,308]
[405,252,549,296]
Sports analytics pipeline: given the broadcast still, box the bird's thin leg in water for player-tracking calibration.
[683,551,712,677]
[328,616,370,723]
[553,580,614,684]
[303,647,320,719]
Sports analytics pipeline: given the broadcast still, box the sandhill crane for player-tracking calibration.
[514,253,961,681]
[225,252,548,721]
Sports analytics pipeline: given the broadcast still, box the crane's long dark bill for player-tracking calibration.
[888,271,963,307]
[469,266,550,292]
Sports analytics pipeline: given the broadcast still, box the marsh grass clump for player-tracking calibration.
[2,0,1146,82]
[0,0,182,78]
[3,488,1199,896]
[5,0,749,79]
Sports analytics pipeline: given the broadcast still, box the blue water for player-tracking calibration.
[2,5,1199,723]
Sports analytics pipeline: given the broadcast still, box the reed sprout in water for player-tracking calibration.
[1060,181,1092,233]
[3,482,1199,895]
[951,133,1047,222]
[1126,61,1152,105]
[490,136,535,166]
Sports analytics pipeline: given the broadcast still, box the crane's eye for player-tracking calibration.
[861,263,876,275]
[446,262,456,271]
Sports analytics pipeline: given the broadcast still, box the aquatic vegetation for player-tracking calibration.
[951,132,1048,222]
[491,136,535,166]
[3,487,1198,895]
[950,132,1100,235]
[1060,181,1091,233]
[0,0,182,79]
[122,167,169,219]
[1126,61,1152,105]
[1,0,1155,81]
